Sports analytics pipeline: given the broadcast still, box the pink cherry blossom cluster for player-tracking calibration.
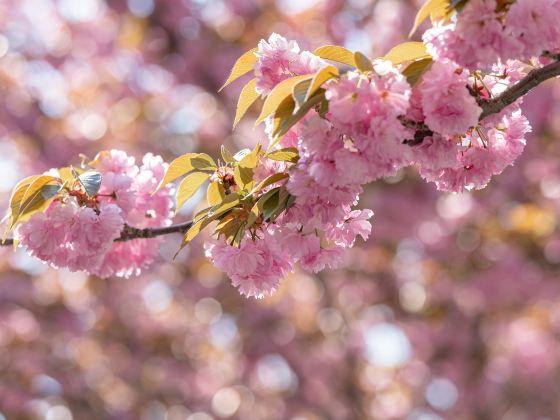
[254,33,326,95]
[206,29,537,297]
[16,151,174,278]
[410,60,531,192]
[424,0,560,70]
[205,138,375,298]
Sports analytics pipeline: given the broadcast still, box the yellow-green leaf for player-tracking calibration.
[383,42,431,65]
[177,217,212,252]
[8,176,61,230]
[402,57,433,86]
[293,78,312,109]
[219,48,258,91]
[20,175,59,210]
[271,91,325,146]
[255,75,313,125]
[246,187,280,228]
[58,167,75,184]
[155,153,216,192]
[234,144,262,191]
[176,194,241,255]
[176,172,210,210]
[233,78,260,128]
[87,150,111,168]
[409,0,450,37]
[4,176,39,238]
[354,52,373,72]
[8,176,38,221]
[314,45,355,67]
[270,96,296,137]
[207,193,241,218]
[306,65,339,101]
[221,145,235,164]
[156,153,201,192]
[251,173,289,194]
[207,181,225,206]
[191,153,217,171]
[215,213,243,242]
[266,148,299,163]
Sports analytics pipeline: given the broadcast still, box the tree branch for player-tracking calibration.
[116,220,194,242]
[403,57,560,144]
[478,59,560,120]
[3,57,560,248]
[1,219,194,247]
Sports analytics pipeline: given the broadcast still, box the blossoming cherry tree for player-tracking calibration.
[5,0,560,298]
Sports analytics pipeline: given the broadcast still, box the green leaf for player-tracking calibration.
[402,58,433,86]
[261,189,280,221]
[266,148,299,164]
[270,187,292,221]
[255,74,313,125]
[313,45,356,67]
[78,171,102,197]
[176,172,210,210]
[246,187,280,228]
[219,48,258,91]
[233,78,260,128]
[319,98,329,117]
[354,51,373,72]
[383,42,430,65]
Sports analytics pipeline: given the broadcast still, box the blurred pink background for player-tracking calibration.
[1,0,560,418]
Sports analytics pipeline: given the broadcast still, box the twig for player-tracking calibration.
[116,220,194,242]
[478,60,560,120]
[2,219,194,247]
[403,57,560,144]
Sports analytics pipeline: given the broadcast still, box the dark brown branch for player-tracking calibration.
[116,220,194,242]
[478,60,560,120]
[403,57,560,144]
